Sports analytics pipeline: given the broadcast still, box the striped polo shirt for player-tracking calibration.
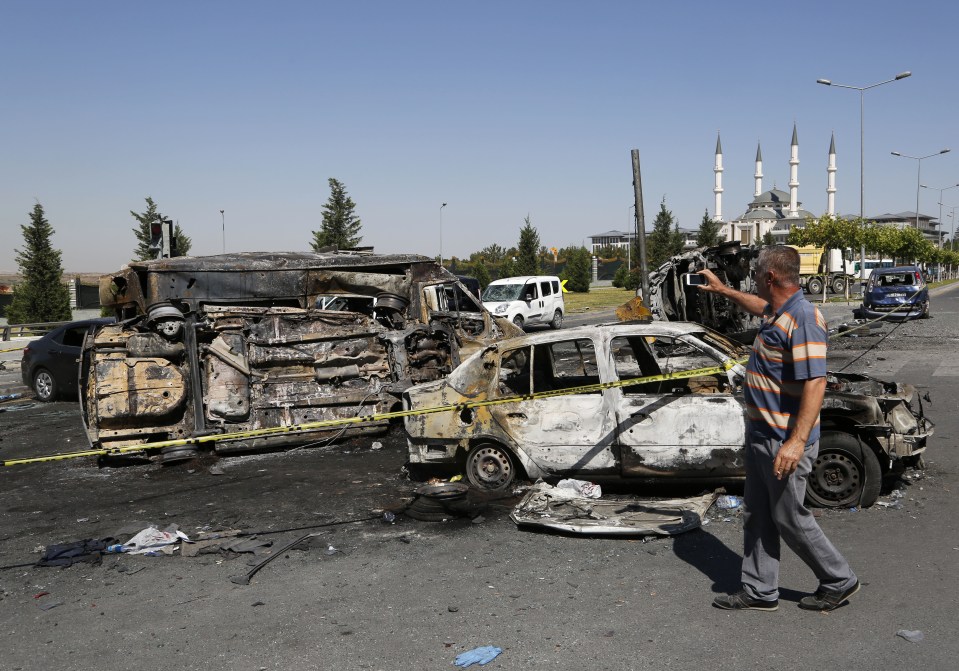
[744,289,828,443]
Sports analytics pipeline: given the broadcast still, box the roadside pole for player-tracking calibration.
[631,149,650,301]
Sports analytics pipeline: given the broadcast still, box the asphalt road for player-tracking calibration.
[1,287,958,670]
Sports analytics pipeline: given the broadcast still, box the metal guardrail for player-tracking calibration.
[0,321,71,341]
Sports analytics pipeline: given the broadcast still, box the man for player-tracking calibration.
[698,246,859,612]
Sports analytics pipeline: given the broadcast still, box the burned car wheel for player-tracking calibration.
[32,368,58,402]
[465,443,516,491]
[806,431,881,509]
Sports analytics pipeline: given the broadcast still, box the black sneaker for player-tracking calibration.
[798,580,861,611]
[713,590,779,611]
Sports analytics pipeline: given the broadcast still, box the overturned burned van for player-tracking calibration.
[81,251,517,462]
[645,242,761,339]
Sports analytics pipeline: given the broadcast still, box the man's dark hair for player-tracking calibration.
[757,246,800,287]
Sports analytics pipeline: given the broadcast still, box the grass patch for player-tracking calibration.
[564,286,635,313]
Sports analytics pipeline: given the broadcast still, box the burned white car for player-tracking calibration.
[404,322,933,508]
[81,251,517,463]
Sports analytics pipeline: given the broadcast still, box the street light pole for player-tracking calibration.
[816,71,911,282]
[439,203,447,266]
[948,206,958,279]
[891,149,951,231]
[919,183,959,248]
[219,210,225,253]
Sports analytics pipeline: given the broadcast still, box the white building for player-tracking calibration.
[714,126,830,244]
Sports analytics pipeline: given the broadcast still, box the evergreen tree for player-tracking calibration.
[473,260,491,289]
[645,199,684,268]
[498,256,517,279]
[311,178,363,250]
[6,203,72,324]
[515,215,541,276]
[562,246,592,292]
[131,197,192,261]
[696,209,722,247]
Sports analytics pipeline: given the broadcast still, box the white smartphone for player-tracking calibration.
[683,273,707,286]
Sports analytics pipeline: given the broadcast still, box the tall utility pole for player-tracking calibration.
[816,71,911,282]
[439,203,447,266]
[630,150,649,302]
[220,210,225,253]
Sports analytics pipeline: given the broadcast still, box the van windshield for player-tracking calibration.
[482,283,524,302]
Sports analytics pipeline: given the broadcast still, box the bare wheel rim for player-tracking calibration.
[467,445,514,490]
[809,451,862,507]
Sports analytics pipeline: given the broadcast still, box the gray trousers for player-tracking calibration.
[741,434,857,601]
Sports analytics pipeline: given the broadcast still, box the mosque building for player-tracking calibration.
[713,124,837,244]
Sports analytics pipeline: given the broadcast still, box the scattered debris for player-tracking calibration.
[229,532,321,585]
[510,482,716,536]
[556,478,602,499]
[36,538,114,567]
[122,525,190,555]
[714,495,742,510]
[896,629,924,643]
[453,645,502,668]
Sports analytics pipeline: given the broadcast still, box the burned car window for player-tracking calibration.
[498,347,531,395]
[532,338,599,393]
[650,336,719,374]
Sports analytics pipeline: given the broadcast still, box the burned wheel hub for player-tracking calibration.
[466,444,514,491]
[809,452,860,506]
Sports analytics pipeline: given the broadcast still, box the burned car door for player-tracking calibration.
[610,334,745,478]
[488,338,617,476]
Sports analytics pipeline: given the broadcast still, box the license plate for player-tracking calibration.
[887,292,906,298]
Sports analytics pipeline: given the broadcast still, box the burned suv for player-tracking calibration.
[81,251,516,462]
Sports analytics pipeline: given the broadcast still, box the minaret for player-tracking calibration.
[713,133,724,223]
[788,124,799,218]
[754,143,763,197]
[826,132,837,216]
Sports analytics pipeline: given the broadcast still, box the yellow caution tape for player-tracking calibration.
[2,288,925,468]
[2,359,743,467]
[0,344,26,353]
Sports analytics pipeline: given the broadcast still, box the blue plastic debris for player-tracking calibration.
[453,646,502,667]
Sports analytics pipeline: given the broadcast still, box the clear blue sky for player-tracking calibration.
[2,0,957,272]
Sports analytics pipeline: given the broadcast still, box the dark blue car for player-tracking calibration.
[860,266,930,320]
[20,318,115,401]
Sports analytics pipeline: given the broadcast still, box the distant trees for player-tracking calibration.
[5,203,71,324]
[311,178,363,250]
[131,197,192,261]
[696,210,722,247]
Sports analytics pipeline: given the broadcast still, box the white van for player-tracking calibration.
[481,275,564,330]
